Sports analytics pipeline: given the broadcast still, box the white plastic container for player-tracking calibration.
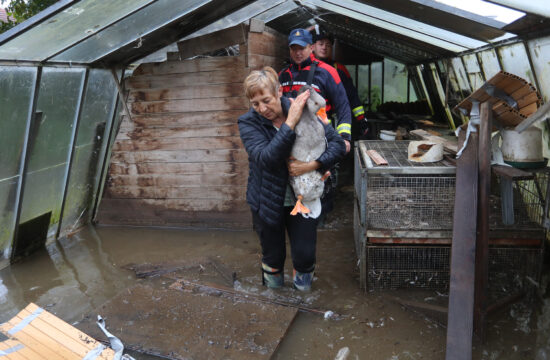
[500,126,543,164]
[379,130,396,140]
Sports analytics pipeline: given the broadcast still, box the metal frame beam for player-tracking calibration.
[299,0,486,52]
[10,66,43,262]
[56,69,89,239]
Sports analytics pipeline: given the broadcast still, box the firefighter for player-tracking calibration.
[278,28,352,153]
[310,25,369,139]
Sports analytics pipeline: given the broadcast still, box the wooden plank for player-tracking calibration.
[519,102,538,117]
[132,55,245,76]
[125,69,248,89]
[9,314,89,358]
[177,23,247,60]
[366,150,388,165]
[112,136,244,151]
[105,185,247,200]
[248,31,288,59]
[492,165,534,180]
[108,162,248,176]
[474,102,491,340]
[130,97,248,114]
[515,99,550,133]
[128,83,244,102]
[23,304,114,359]
[96,198,251,228]
[110,149,248,164]
[119,110,245,128]
[247,54,285,71]
[117,124,240,140]
[107,173,247,187]
[0,339,30,360]
[0,320,77,360]
[445,129,478,360]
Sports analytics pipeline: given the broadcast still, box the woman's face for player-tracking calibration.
[249,88,283,121]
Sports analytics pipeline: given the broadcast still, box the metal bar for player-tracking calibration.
[56,69,89,239]
[474,101,492,342]
[381,60,385,105]
[10,67,43,262]
[0,60,92,68]
[368,63,372,112]
[460,56,473,92]
[522,40,542,98]
[0,0,79,45]
[475,52,487,82]
[407,71,411,103]
[92,69,124,222]
[43,0,160,62]
[445,129,478,360]
[110,68,133,124]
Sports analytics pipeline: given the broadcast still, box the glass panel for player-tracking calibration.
[61,69,117,234]
[498,43,535,85]
[0,66,36,179]
[0,0,156,61]
[451,57,470,92]
[370,62,382,111]
[357,64,369,110]
[346,65,357,87]
[478,49,501,80]
[51,0,210,63]
[462,53,485,91]
[528,35,550,102]
[0,178,18,262]
[20,68,85,238]
[383,58,408,103]
[409,79,418,102]
[0,66,36,261]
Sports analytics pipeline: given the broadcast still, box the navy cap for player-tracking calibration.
[288,28,312,47]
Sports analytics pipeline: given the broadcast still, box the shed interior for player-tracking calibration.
[0,0,549,268]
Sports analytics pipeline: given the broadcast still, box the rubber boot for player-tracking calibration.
[262,263,283,289]
[293,269,314,291]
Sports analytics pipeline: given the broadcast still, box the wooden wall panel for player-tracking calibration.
[98,25,288,229]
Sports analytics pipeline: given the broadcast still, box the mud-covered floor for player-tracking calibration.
[1,186,550,359]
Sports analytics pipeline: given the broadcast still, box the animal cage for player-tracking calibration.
[354,140,546,292]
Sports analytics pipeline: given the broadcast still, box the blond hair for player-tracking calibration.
[243,66,280,99]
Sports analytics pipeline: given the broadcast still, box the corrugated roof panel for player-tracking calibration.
[254,1,299,24]
[0,0,156,62]
[299,0,487,52]
[485,0,548,19]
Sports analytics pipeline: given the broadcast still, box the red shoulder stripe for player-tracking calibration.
[335,62,351,78]
[317,60,341,85]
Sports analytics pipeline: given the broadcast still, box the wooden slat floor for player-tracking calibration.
[0,303,115,360]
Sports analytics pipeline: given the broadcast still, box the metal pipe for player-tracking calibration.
[381,60,385,105]
[10,66,43,262]
[56,69,89,239]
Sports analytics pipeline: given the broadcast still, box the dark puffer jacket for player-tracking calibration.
[238,96,345,227]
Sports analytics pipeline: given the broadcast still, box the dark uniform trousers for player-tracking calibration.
[252,208,318,274]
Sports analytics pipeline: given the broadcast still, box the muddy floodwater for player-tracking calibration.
[1,218,549,358]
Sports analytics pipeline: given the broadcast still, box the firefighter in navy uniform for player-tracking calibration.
[279,28,352,152]
[310,25,369,140]
[278,28,352,222]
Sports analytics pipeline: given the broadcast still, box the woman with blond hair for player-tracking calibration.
[238,66,345,291]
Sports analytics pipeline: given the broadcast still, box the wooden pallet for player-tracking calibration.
[0,303,115,359]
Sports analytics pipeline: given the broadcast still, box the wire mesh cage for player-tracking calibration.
[367,175,456,230]
[366,245,544,296]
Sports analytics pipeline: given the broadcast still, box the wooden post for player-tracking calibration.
[474,101,492,340]
[446,128,479,360]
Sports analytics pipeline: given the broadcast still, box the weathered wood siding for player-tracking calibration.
[97,25,287,228]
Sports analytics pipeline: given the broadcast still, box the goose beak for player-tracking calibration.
[316,107,329,125]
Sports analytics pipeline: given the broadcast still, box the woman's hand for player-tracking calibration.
[285,90,310,130]
[287,157,320,177]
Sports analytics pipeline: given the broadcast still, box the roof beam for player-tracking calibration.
[299,0,487,52]
[485,0,548,19]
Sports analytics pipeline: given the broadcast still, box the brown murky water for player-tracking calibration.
[1,207,550,359]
